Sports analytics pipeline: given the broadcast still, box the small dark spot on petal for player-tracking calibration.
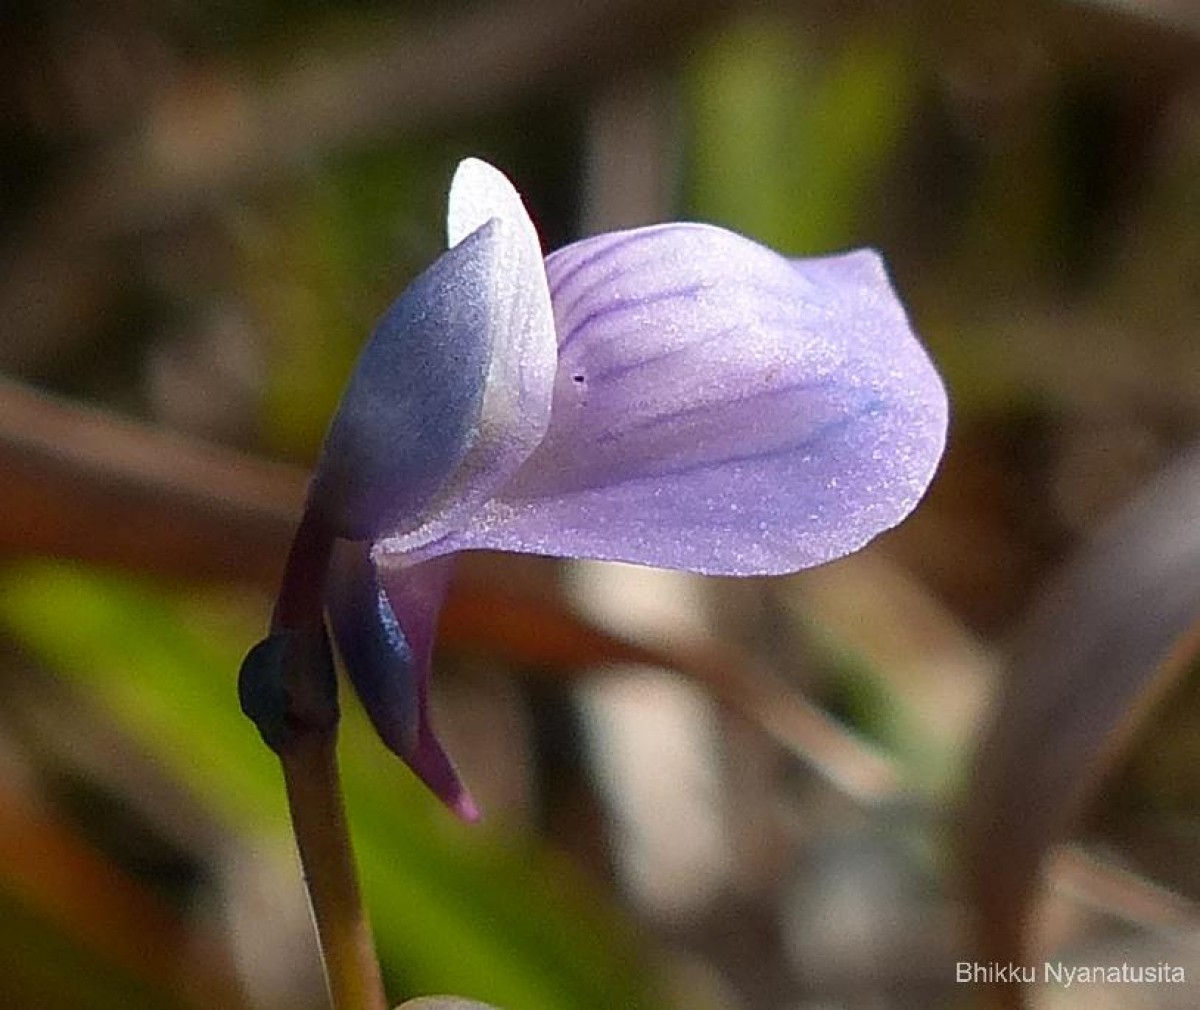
[572,374,585,384]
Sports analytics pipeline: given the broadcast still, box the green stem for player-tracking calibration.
[280,729,388,1010]
[250,505,385,1008]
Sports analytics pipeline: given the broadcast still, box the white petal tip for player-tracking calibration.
[447,157,538,250]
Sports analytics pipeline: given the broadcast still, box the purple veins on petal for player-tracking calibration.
[430,223,947,576]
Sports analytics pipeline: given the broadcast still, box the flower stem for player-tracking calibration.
[246,502,385,1008]
[271,507,336,634]
[279,728,388,1010]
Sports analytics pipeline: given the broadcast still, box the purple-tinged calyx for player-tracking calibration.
[243,157,948,819]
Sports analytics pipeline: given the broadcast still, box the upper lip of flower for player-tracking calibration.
[254,156,948,818]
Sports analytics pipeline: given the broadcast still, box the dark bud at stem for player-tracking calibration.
[239,627,340,752]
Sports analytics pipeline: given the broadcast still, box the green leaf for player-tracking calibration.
[686,14,916,253]
[0,561,661,1010]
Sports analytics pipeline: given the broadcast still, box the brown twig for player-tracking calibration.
[0,376,304,586]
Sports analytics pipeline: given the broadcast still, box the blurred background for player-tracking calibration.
[2,0,1199,1007]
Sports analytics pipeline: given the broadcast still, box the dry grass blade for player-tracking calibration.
[0,772,248,1010]
[0,377,304,586]
[442,581,902,805]
[965,442,1200,1007]
[1050,846,1199,932]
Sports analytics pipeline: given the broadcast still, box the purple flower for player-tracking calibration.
[241,158,947,820]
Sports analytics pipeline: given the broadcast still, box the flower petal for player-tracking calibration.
[308,223,496,539]
[311,159,557,543]
[431,224,947,575]
[447,157,541,254]
[381,158,558,549]
[326,543,478,820]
